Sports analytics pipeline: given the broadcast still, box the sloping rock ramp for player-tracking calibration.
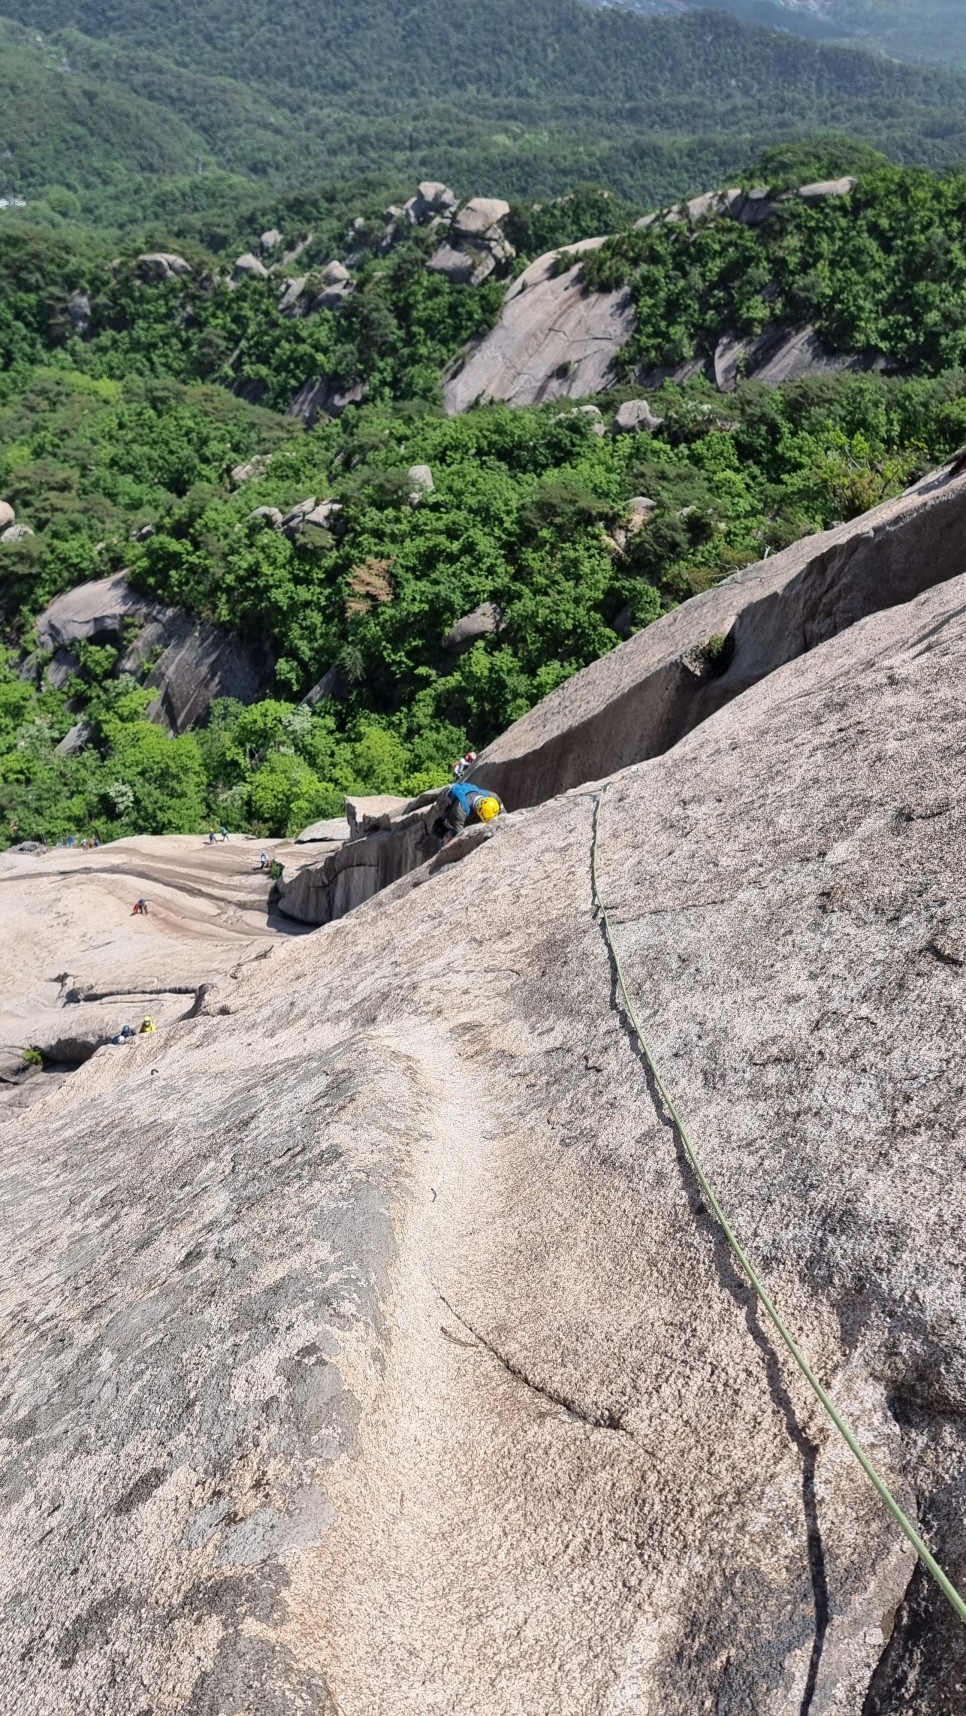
[476,461,966,808]
[2,559,966,1708]
[443,237,634,413]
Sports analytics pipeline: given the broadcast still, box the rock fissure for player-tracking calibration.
[435,1289,631,1434]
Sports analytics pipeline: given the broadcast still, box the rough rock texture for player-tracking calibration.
[0,522,32,542]
[3,559,966,1708]
[288,377,365,425]
[714,325,876,392]
[474,461,966,809]
[442,600,503,651]
[443,236,633,413]
[136,252,191,280]
[34,573,273,734]
[293,817,351,845]
[231,252,270,283]
[613,397,664,434]
[407,463,434,500]
[0,833,317,1113]
[0,500,14,530]
[796,176,857,201]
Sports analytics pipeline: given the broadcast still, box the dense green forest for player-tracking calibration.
[6,159,966,845]
[2,4,966,224]
[655,0,966,74]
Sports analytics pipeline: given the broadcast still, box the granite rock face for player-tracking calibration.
[443,236,633,412]
[474,461,966,808]
[34,573,273,734]
[3,555,966,1709]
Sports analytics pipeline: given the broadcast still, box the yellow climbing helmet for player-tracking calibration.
[140,1016,156,1033]
[475,795,501,823]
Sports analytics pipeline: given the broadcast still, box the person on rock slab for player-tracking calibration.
[432,780,504,846]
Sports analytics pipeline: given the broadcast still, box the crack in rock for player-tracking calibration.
[436,1289,630,1433]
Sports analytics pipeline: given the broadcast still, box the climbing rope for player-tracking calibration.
[591,778,966,1627]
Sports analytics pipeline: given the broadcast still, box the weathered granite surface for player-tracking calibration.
[475,461,966,809]
[2,558,966,1708]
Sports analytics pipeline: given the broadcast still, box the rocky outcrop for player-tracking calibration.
[474,459,966,808]
[1,523,32,542]
[0,501,14,531]
[407,463,434,502]
[34,573,273,735]
[135,252,191,281]
[442,601,503,651]
[613,397,664,434]
[443,236,633,412]
[427,196,514,286]
[276,793,439,925]
[713,324,880,391]
[231,252,270,284]
[4,560,966,1709]
[288,377,365,425]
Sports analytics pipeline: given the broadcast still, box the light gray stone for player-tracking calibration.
[474,461,966,810]
[67,290,91,333]
[231,252,270,283]
[230,455,270,486]
[444,237,633,413]
[407,464,434,501]
[797,176,857,202]
[288,378,365,425]
[415,181,457,219]
[248,506,284,528]
[0,501,14,530]
[278,275,309,317]
[442,601,503,651]
[260,227,283,252]
[1,524,33,542]
[136,252,191,281]
[426,241,497,287]
[34,572,272,734]
[453,197,510,238]
[293,817,350,845]
[613,398,664,435]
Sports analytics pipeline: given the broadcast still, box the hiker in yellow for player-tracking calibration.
[139,1017,156,1035]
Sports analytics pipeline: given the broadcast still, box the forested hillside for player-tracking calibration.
[1,3,966,222]
[6,160,966,847]
[650,0,966,73]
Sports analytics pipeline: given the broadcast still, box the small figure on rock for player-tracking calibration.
[220,825,229,841]
[131,896,148,915]
[258,850,270,870]
[207,828,217,844]
[452,750,478,779]
[433,780,504,846]
[109,1024,136,1046]
[139,1016,156,1034]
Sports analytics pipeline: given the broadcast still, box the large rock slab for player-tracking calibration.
[34,573,273,734]
[3,565,966,1707]
[474,461,966,808]
[444,236,634,413]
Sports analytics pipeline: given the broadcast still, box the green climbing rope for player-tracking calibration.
[591,778,966,1627]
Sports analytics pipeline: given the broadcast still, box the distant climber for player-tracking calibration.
[433,780,504,845]
[207,829,217,845]
[453,750,478,779]
[220,825,229,841]
[139,1016,156,1034]
[258,850,270,870]
[108,1024,136,1046]
[131,897,148,915]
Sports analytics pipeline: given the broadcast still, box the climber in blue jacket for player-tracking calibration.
[432,780,505,845]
